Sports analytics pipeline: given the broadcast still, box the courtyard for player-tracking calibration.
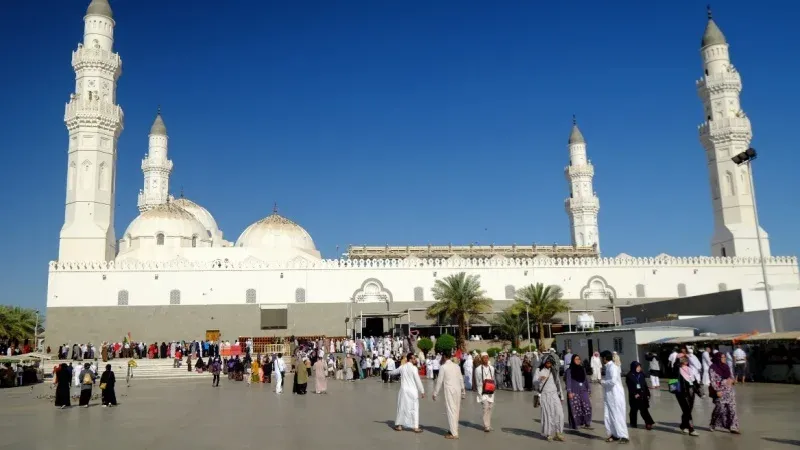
[1,376,798,450]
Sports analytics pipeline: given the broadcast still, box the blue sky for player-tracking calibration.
[1,1,798,310]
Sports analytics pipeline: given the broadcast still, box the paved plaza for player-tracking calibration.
[1,377,798,450]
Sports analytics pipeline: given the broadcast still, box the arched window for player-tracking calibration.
[295,288,306,303]
[191,235,197,248]
[169,289,181,305]
[677,283,687,298]
[117,290,129,306]
[413,287,424,302]
[245,289,256,304]
[156,233,165,245]
[504,285,516,300]
[718,283,728,292]
[635,284,646,298]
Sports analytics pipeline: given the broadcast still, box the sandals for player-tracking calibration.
[413,428,423,434]
[445,434,459,440]
[394,426,403,432]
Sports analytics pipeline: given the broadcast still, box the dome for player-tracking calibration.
[86,0,113,18]
[150,112,167,136]
[236,211,317,252]
[171,197,219,238]
[121,202,208,250]
[701,19,726,48]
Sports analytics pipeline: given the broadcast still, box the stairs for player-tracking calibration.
[50,358,212,381]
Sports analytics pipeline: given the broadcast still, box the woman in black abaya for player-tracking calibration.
[100,364,117,407]
[54,363,71,408]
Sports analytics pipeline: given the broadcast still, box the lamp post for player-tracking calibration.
[34,310,40,352]
[731,147,776,333]
[526,306,531,351]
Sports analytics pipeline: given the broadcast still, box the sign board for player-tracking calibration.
[621,317,638,325]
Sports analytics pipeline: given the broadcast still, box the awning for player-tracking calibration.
[741,331,800,342]
[646,334,748,345]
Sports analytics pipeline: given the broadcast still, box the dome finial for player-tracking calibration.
[179,186,184,199]
[572,114,577,126]
[707,4,712,19]
[273,202,278,214]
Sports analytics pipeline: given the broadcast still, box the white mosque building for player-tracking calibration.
[46,1,799,345]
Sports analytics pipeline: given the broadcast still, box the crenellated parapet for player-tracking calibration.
[48,255,799,272]
[698,116,751,144]
[72,46,122,78]
[695,71,741,95]
[64,96,124,133]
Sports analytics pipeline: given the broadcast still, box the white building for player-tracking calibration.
[46,2,799,345]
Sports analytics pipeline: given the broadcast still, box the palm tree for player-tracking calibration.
[426,272,493,350]
[513,283,569,350]
[0,306,39,342]
[490,308,526,349]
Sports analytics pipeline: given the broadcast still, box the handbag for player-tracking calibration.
[99,383,107,390]
[481,366,496,395]
[667,378,681,393]
[534,371,552,408]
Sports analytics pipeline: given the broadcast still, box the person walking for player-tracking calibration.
[625,361,654,429]
[565,354,593,430]
[672,356,702,436]
[732,346,747,383]
[99,364,117,407]
[211,358,221,387]
[389,352,425,433]
[433,350,465,440]
[534,354,565,441]
[709,352,740,433]
[473,352,496,432]
[600,351,629,443]
[645,352,661,389]
[78,363,95,408]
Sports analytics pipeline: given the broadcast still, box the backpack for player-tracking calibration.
[82,372,93,385]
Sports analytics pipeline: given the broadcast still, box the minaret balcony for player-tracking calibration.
[565,196,599,212]
[141,158,173,172]
[64,97,123,131]
[72,46,122,76]
[695,71,741,95]
[698,117,752,142]
[565,164,594,178]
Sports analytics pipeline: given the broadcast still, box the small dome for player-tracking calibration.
[86,0,113,19]
[236,211,317,252]
[172,197,219,238]
[121,202,208,251]
[701,19,726,48]
[150,112,167,136]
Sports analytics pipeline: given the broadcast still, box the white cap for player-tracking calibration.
[512,350,518,355]
[480,352,489,357]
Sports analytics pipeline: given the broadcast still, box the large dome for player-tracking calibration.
[171,197,219,239]
[119,202,210,253]
[236,211,317,252]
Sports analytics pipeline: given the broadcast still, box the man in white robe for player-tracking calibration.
[389,353,425,432]
[463,353,474,391]
[508,351,524,391]
[433,350,465,439]
[701,347,712,387]
[600,351,629,443]
[273,355,285,394]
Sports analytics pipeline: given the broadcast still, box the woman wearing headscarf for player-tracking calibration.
[672,356,702,436]
[590,352,602,383]
[565,354,593,430]
[313,356,328,394]
[709,352,740,433]
[625,361,654,429]
[54,363,71,408]
[78,362,95,407]
[99,364,117,407]
[294,357,310,395]
[251,360,260,384]
[533,354,565,441]
[522,356,533,391]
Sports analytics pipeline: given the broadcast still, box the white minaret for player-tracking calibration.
[697,7,770,258]
[137,108,173,212]
[59,0,123,261]
[564,116,600,252]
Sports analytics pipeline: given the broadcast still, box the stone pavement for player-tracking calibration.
[1,376,798,450]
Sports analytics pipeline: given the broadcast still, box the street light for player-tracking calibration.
[731,147,776,333]
[34,310,39,352]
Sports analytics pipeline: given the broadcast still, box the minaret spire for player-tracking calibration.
[564,116,600,253]
[273,202,278,214]
[137,106,173,212]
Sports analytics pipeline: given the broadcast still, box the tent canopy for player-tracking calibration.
[742,331,800,342]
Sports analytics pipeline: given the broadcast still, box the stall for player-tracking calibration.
[740,332,800,383]
[0,352,51,387]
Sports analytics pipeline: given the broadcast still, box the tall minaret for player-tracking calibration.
[564,116,600,252]
[59,0,123,261]
[137,108,173,212]
[697,7,770,257]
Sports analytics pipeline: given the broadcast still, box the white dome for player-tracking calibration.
[236,212,317,252]
[120,203,210,252]
[171,197,219,239]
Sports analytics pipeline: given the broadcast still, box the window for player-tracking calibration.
[718,283,728,292]
[117,290,129,306]
[635,284,646,298]
[413,287,424,302]
[504,285,516,300]
[169,289,180,305]
[245,289,256,304]
[295,288,306,303]
[564,339,572,350]
[721,246,727,257]
[613,337,623,354]
[677,283,687,298]
[156,233,165,246]
[191,235,197,248]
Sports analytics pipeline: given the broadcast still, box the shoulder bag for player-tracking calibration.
[481,366,496,395]
[534,371,552,408]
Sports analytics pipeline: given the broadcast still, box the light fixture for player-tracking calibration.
[433,271,437,277]
[280,272,284,279]
[102,274,106,280]
[154,274,159,280]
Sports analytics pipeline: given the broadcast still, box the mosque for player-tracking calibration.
[45,1,799,347]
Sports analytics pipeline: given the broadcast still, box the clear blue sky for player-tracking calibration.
[1,1,798,310]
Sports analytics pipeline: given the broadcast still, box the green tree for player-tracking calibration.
[0,306,41,342]
[490,308,526,349]
[417,337,434,354]
[426,272,493,350]
[513,283,569,350]
[434,333,457,354]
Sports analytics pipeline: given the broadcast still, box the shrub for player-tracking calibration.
[486,347,502,357]
[417,337,434,354]
[434,333,457,353]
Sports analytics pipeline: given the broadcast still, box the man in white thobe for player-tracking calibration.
[507,351,524,392]
[463,353,474,391]
[600,351,629,443]
[274,355,285,394]
[473,352,495,432]
[701,347,712,387]
[389,353,425,432]
[433,351,466,439]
